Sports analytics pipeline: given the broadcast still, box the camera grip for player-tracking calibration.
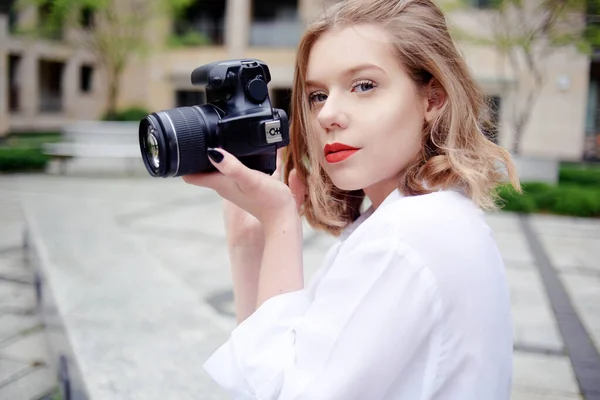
[241,153,277,175]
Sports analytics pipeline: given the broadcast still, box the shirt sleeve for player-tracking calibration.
[203,235,445,400]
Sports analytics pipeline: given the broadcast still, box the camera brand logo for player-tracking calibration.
[265,121,282,144]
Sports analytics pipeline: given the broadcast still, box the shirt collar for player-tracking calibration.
[378,188,403,210]
[339,188,403,241]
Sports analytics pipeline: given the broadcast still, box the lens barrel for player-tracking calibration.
[139,106,211,177]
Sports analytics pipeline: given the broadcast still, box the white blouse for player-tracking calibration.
[204,189,513,400]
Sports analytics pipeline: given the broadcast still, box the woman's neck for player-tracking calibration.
[363,177,401,210]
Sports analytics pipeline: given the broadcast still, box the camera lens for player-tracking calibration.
[146,126,160,170]
[138,107,213,177]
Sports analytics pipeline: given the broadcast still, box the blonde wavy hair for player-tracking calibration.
[284,0,521,236]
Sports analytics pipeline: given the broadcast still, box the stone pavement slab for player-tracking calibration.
[0,236,57,400]
[539,235,600,274]
[0,330,50,365]
[486,213,537,266]
[507,266,563,353]
[0,251,33,284]
[1,173,599,399]
[512,353,581,398]
[0,357,29,384]
[523,215,600,399]
[0,314,41,346]
[0,368,56,400]
[0,281,35,313]
[560,273,600,358]
[530,214,600,239]
[0,329,56,400]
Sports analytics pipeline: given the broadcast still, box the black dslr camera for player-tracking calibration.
[138,59,290,177]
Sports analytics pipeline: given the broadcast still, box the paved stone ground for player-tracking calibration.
[0,171,598,399]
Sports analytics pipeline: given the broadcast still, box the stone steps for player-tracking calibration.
[0,244,58,400]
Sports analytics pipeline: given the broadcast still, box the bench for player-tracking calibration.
[43,121,141,175]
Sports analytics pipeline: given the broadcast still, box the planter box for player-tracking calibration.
[511,155,560,184]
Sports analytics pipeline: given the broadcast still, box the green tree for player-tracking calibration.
[16,0,192,119]
[447,0,599,154]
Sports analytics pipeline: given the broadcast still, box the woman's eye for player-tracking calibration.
[352,80,376,93]
[309,92,328,104]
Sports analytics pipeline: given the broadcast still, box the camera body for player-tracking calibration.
[139,59,289,177]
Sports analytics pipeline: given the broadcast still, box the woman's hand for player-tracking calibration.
[183,148,296,230]
[184,148,306,236]
[220,149,287,249]
[184,147,307,312]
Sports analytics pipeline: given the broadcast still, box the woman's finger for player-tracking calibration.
[288,168,306,213]
[207,148,262,194]
[182,170,239,196]
[272,148,285,181]
[182,170,222,189]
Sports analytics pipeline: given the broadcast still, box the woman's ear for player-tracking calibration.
[424,78,446,122]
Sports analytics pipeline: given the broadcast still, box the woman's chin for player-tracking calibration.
[329,175,365,192]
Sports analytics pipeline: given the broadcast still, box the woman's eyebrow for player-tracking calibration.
[305,64,386,88]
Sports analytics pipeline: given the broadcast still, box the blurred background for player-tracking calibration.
[0,0,599,399]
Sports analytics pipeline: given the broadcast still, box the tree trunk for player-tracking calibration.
[105,63,124,120]
[511,123,524,155]
[106,74,118,120]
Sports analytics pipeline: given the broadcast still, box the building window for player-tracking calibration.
[172,0,225,46]
[482,95,501,144]
[8,55,22,112]
[39,60,65,112]
[175,90,206,107]
[80,6,95,29]
[80,65,94,93]
[251,0,302,47]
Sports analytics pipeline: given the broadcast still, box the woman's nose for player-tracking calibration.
[317,97,349,132]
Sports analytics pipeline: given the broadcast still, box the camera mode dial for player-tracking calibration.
[245,77,269,104]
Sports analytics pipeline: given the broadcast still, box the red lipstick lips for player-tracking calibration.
[324,143,360,163]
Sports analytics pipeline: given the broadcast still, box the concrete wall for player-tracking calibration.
[6,37,107,132]
[447,6,589,160]
[4,5,108,132]
[501,48,589,161]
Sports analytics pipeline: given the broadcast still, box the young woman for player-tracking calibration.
[183,0,520,398]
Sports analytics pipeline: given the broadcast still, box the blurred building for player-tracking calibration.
[0,0,596,161]
[0,2,104,134]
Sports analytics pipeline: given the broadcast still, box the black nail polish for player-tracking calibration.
[207,149,224,163]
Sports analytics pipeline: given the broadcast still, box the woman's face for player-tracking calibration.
[305,24,429,207]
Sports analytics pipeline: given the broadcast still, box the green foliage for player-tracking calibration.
[451,0,595,54]
[168,31,212,48]
[551,186,600,217]
[447,0,593,154]
[15,0,194,116]
[497,184,538,213]
[51,389,64,400]
[497,166,600,218]
[0,148,50,172]
[0,132,60,173]
[13,0,65,39]
[4,132,61,148]
[101,106,150,121]
[559,164,600,187]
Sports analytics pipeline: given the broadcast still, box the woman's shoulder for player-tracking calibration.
[359,189,488,240]
[344,189,502,278]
